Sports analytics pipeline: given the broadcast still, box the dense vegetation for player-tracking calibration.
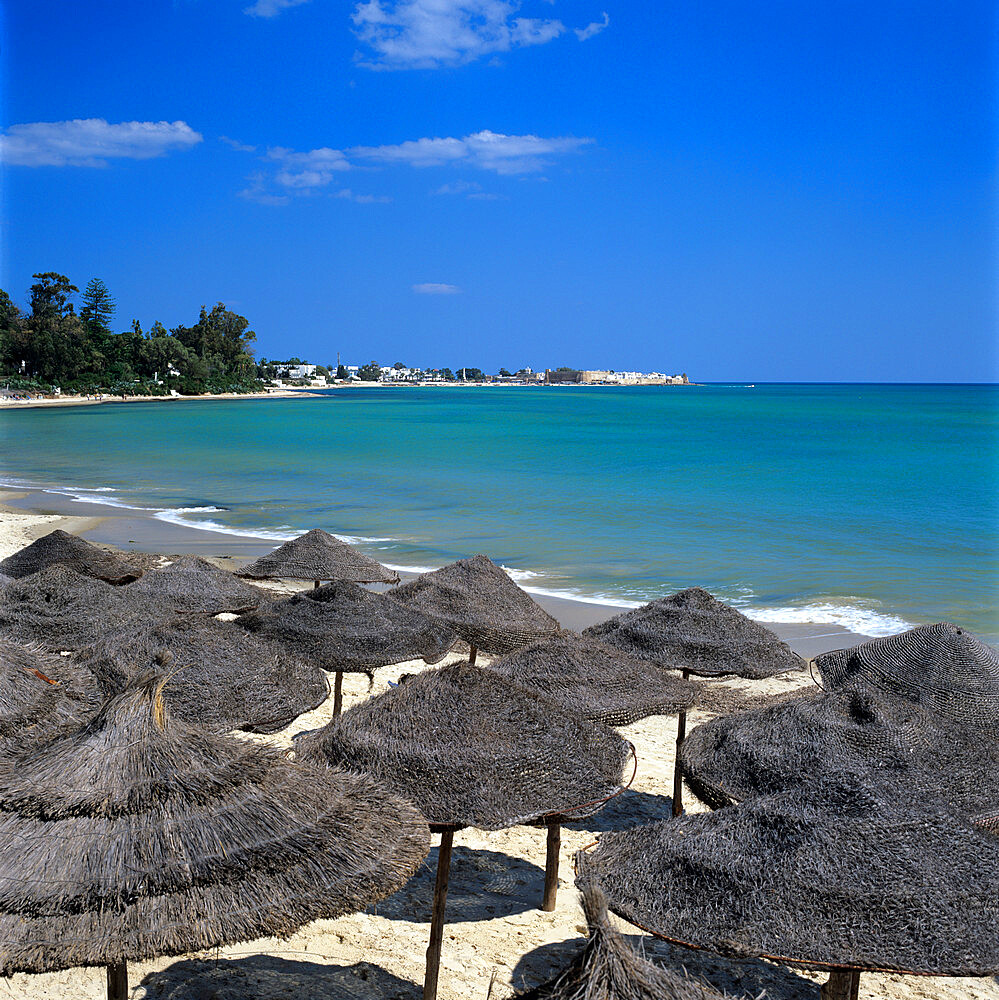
[0,274,261,396]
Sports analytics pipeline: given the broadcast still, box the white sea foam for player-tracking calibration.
[151,509,300,541]
[744,602,914,637]
[41,488,145,511]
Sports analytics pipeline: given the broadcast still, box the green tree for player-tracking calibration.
[393,361,406,370]
[456,367,485,381]
[336,364,348,379]
[498,368,512,377]
[79,278,116,337]
[23,273,92,383]
[357,361,381,381]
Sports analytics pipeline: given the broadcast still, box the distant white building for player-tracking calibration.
[278,363,317,380]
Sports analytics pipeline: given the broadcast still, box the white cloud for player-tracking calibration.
[434,179,482,195]
[352,0,565,69]
[266,146,351,188]
[244,0,311,17]
[575,11,608,40]
[0,119,202,167]
[351,129,591,174]
[220,135,257,153]
[413,282,461,294]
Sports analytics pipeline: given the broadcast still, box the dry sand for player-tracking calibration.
[0,508,996,999]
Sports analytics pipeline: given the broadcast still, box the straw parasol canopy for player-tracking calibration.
[237,580,456,673]
[0,565,148,653]
[487,631,695,727]
[127,555,265,615]
[0,529,145,584]
[236,528,399,584]
[297,661,630,830]
[516,888,739,1000]
[78,615,330,734]
[582,588,804,679]
[576,770,999,977]
[388,555,560,655]
[680,623,999,814]
[0,673,429,988]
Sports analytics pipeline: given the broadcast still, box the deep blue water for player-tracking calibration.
[1,384,996,640]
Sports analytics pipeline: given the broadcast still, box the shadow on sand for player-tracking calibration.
[564,788,676,833]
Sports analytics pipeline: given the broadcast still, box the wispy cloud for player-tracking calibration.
[575,11,608,40]
[244,0,311,17]
[220,135,257,153]
[0,119,202,167]
[352,0,565,69]
[266,146,351,188]
[413,282,461,294]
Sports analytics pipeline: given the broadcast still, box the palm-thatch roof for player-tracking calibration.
[576,771,999,976]
[297,661,630,830]
[488,631,695,727]
[236,528,399,584]
[516,888,739,1000]
[237,580,455,672]
[0,565,148,652]
[582,588,803,679]
[0,673,429,976]
[388,555,560,654]
[78,615,330,733]
[127,555,265,615]
[680,624,999,814]
[0,529,145,584]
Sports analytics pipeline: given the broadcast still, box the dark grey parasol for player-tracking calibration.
[0,673,429,1000]
[127,555,265,615]
[0,529,146,584]
[297,661,631,1000]
[237,580,456,715]
[236,528,399,585]
[388,554,560,658]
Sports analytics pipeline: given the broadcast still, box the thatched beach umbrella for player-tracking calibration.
[583,587,804,815]
[680,623,999,815]
[297,661,631,1000]
[488,631,695,727]
[127,555,265,615]
[516,888,739,1000]
[237,527,399,586]
[576,771,999,999]
[389,554,560,660]
[78,615,330,733]
[0,673,429,999]
[0,528,145,584]
[237,580,456,715]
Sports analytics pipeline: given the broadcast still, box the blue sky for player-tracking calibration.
[1,1,995,380]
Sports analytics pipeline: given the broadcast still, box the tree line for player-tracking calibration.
[0,273,260,396]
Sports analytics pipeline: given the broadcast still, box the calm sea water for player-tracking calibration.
[1,384,996,640]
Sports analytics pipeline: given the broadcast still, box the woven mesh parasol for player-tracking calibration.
[516,888,741,1000]
[0,674,429,996]
[236,528,399,584]
[0,529,145,584]
[577,771,999,977]
[0,565,149,652]
[487,631,695,727]
[237,580,456,673]
[127,555,265,615]
[388,555,560,655]
[78,615,330,734]
[582,588,804,679]
[680,624,999,814]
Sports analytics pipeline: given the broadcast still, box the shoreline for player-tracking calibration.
[0,388,323,410]
[0,485,872,659]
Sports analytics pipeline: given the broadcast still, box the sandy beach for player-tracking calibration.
[1,494,996,999]
[0,388,322,410]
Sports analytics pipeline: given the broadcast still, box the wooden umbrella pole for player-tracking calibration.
[106,961,128,1000]
[423,829,455,1000]
[820,970,861,1000]
[313,579,321,590]
[332,671,344,716]
[541,819,561,911]
[671,669,691,818]
[468,643,477,665]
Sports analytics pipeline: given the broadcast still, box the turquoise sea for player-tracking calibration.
[1,384,997,641]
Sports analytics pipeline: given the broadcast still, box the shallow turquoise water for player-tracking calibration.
[1,384,996,640]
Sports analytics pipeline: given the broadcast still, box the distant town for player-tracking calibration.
[266,360,691,387]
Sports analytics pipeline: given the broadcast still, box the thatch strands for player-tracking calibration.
[0,529,145,584]
[488,631,695,727]
[127,555,264,615]
[237,580,456,673]
[0,565,147,653]
[78,615,330,734]
[236,528,399,584]
[0,673,429,991]
[516,888,741,1000]
[582,587,804,679]
[388,555,560,655]
[576,771,999,977]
